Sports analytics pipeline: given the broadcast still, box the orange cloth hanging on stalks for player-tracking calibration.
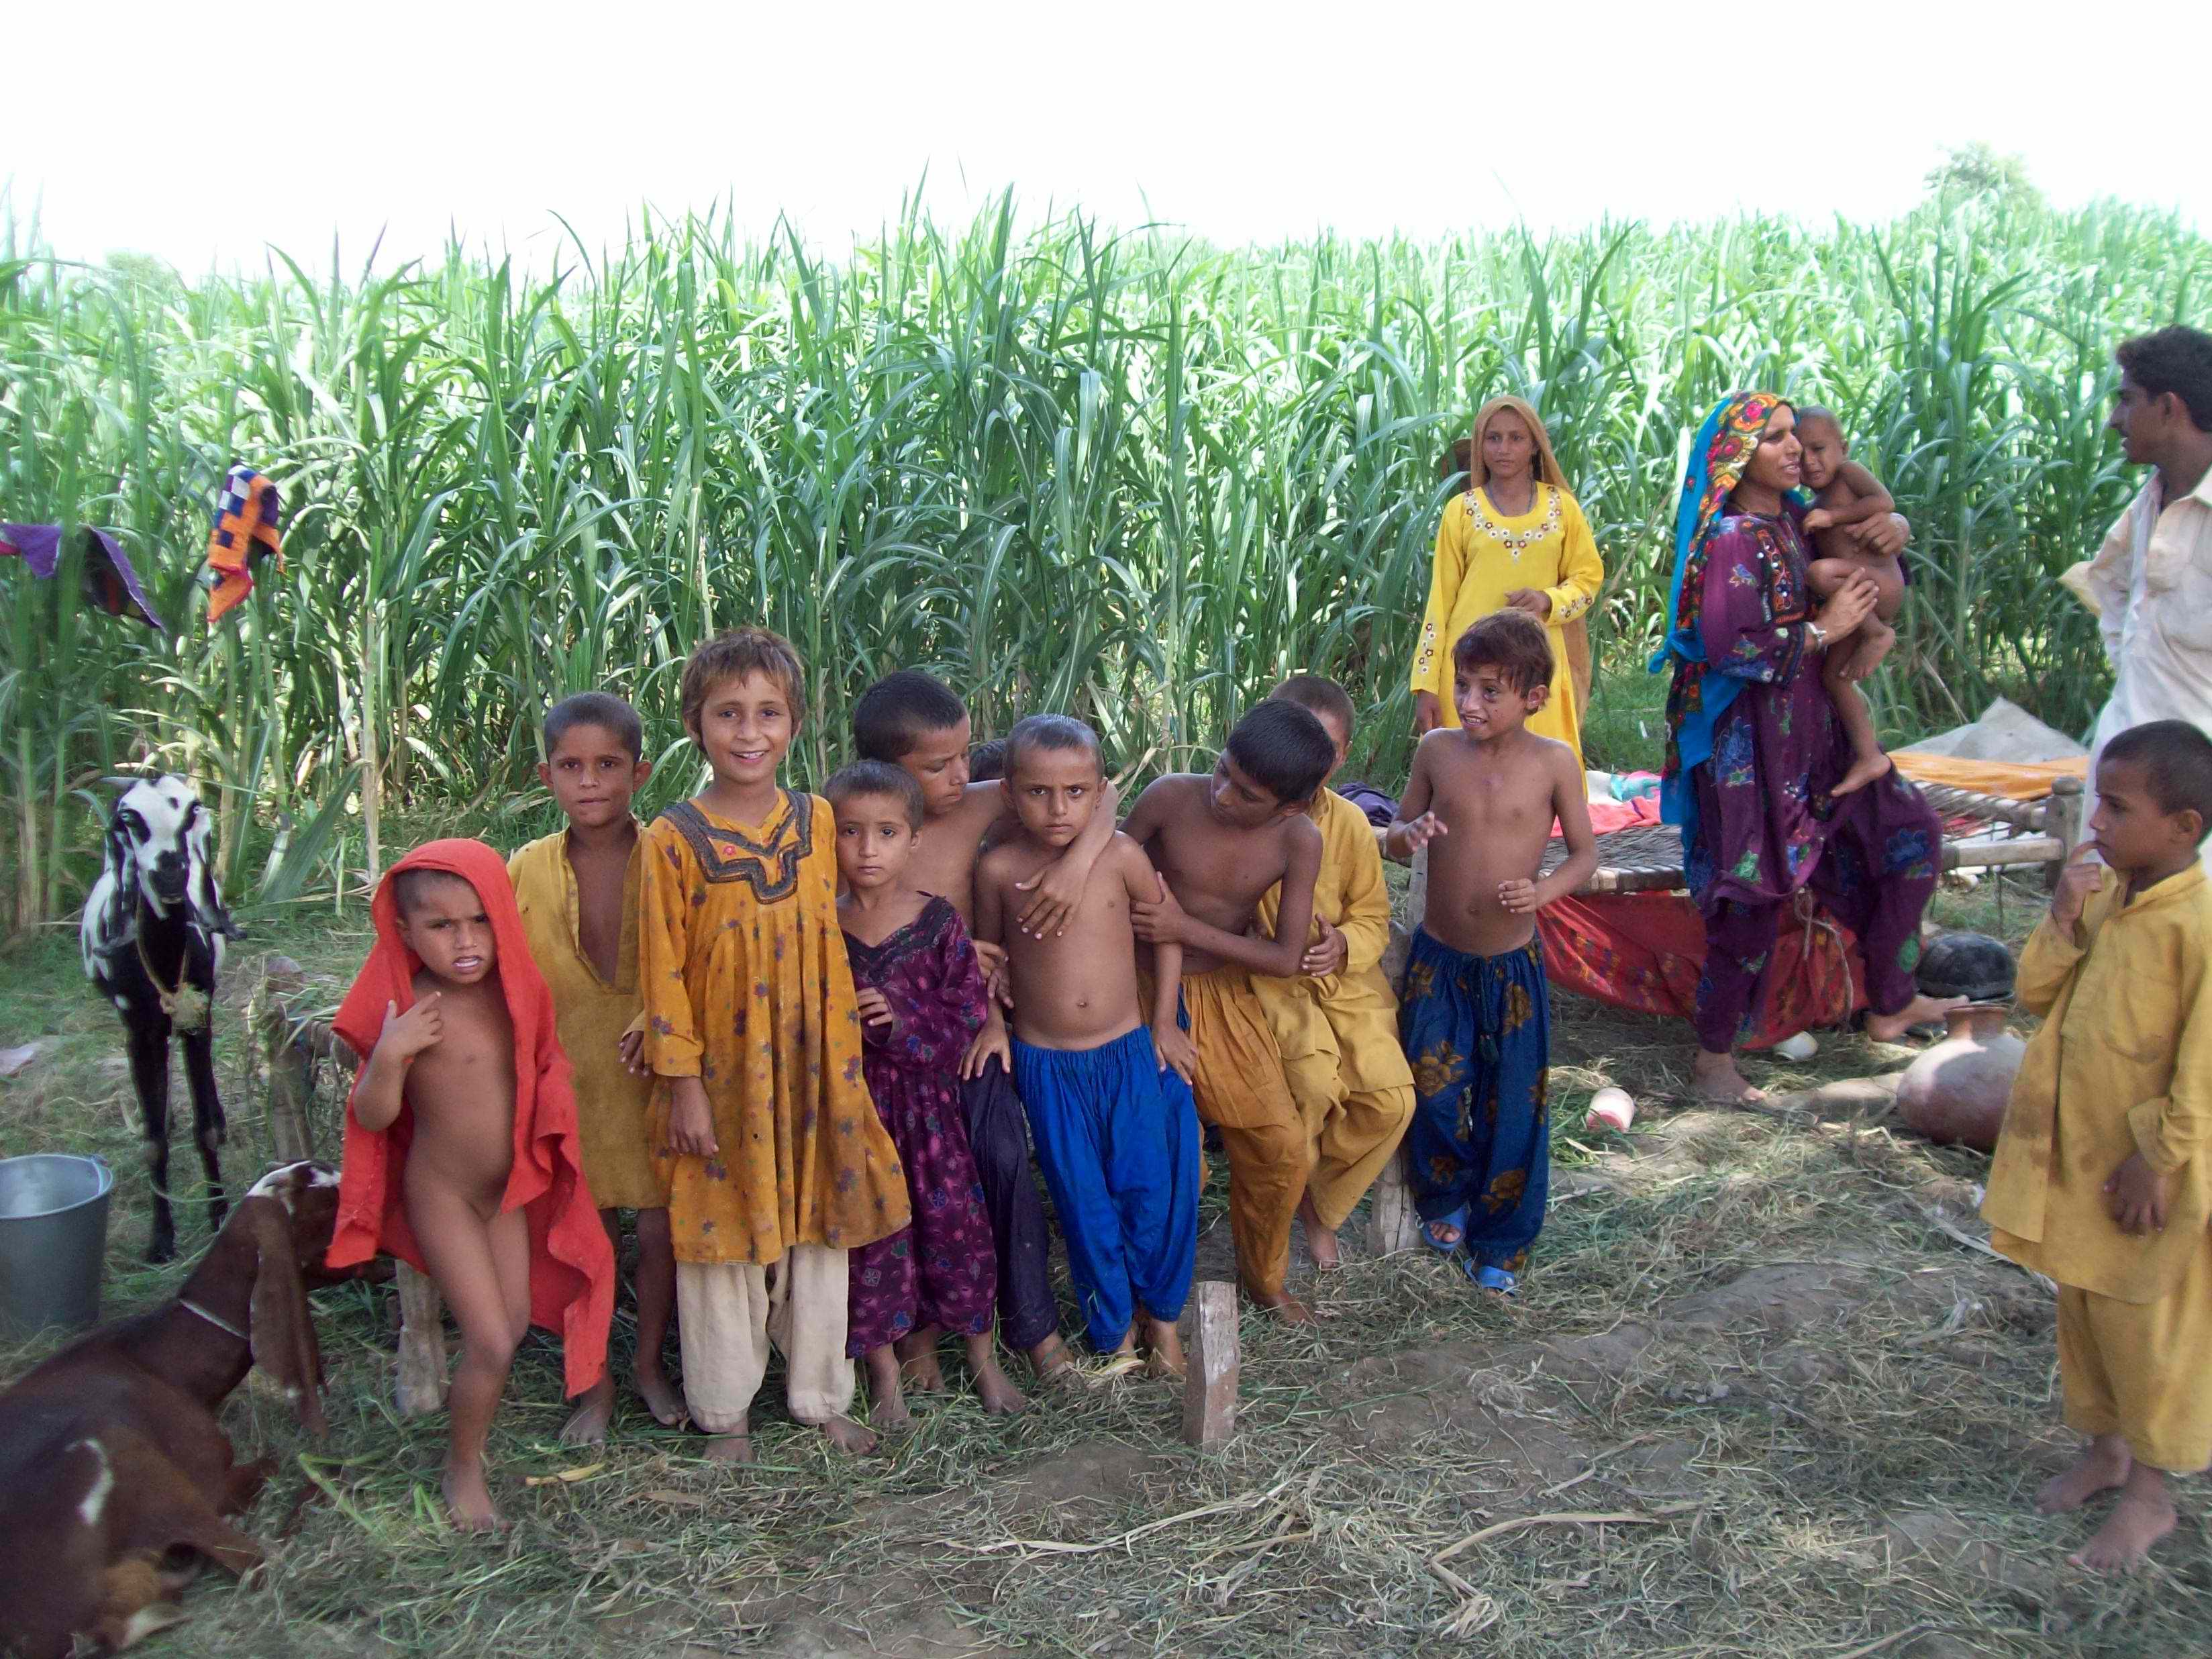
[326,839,615,1395]
[203,464,283,624]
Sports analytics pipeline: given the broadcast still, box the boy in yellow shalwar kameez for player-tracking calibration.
[1252,676,1415,1270]
[1410,397,1603,774]
[1982,719,2212,1570]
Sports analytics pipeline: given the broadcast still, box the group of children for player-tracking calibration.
[330,609,1592,1530]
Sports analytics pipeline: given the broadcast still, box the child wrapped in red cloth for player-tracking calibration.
[328,839,615,1529]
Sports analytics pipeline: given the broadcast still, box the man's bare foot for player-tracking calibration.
[1866,994,1967,1044]
[2039,1435,2132,1515]
[812,1415,878,1455]
[2070,1463,2176,1570]
[559,1375,615,1446]
[633,1359,687,1427]
[1027,1334,1076,1384]
[1692,1048,1767,1105]
[442,1464,505,1532]
[1250,1289,1316,1325]
[703,1433,756,1464]
[1142,1316,1186,1380]
[966,1336,1029,1414]
[1831,750,1893,797]
[1298,1192,1341,1270]
[864,1346,911,1431]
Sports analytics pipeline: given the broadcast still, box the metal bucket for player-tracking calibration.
[0,1153,115,1337]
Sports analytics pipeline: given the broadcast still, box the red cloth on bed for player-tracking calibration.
[327,839,613,1395]
[1538,888,1867,1050]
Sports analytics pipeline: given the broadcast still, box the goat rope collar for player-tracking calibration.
[135,932,211,1032]
[179,1296,249,1342]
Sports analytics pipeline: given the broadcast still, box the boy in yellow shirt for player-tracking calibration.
[1983,719,2212,1570]
[509,693,683,1438]
[1250,676,1415,1270]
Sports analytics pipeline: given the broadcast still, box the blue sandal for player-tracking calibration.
[1422,1207,1468,1257]
[1473,1264,1519,1298]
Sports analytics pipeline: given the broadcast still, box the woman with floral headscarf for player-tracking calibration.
[1654,393,1960,1103]
[1409,397,1604,774]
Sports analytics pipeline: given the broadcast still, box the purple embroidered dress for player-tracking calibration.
[1680,507,1942,1049]
[844,896,999,1356]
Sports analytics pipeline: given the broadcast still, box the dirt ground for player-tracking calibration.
[3,870,2209,1658]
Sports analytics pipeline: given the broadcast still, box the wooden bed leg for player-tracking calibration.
[1367,1148,1423,1258]
[1180,1280,1239,1447]
[395,1262,449,1417]
[2047,776,2089,887]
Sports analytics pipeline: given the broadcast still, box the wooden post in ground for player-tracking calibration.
[393,1264,450,1416]
[1179,1281,1239,1448]
[257,957,318,1164]
[2046,775,2089,887]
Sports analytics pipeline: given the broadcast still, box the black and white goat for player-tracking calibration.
[80,777,238,1263]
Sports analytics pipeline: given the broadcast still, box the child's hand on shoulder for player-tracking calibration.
[1152,1019,1197,1085]
[960,1007,1011,1080]
[376,994,444,1060]
[2052,843,2103,933]
[1131,873,1188,946]
[856,987,899,1034]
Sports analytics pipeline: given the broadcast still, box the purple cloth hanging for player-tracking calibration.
[0,523,166,633]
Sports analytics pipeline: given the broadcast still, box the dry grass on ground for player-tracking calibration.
[3,872,2209,1657]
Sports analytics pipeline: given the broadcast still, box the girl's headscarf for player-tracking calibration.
[1648,391,1789,838]
[1463,397,1595,713]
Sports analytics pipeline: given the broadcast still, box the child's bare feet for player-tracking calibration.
[702,1413,755,1464]
[1142,1315,1186,1380]
[634,1358,687,1427]
[1693,1048,1766,1105]
[559,1375,615,1446]
[897,1327,948,1392]
[1027,1333,1076,1384]
[2071,1463,2176,1570]
[1250,1288,1316,1325]
[442,1464,505,1531]
[1865,995,1966,1044]
[965,1334,1029,1414]
[1831,750,1894,797]
[812,1415,879,1455]
[1297,1191,1341,1270]
[864,1346,911,1431]
[2038,1435,2132,1515]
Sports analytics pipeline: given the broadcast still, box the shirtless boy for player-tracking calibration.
[853,670,1117,1382]
[1387,611,1597,1296]
[1797,406,1903,796]
[1125,700,1333,1321]
[975,715,1199,1377]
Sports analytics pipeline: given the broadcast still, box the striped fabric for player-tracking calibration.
[203,464,283,623]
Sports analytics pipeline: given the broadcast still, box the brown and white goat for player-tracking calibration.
[0,1160,355,1658]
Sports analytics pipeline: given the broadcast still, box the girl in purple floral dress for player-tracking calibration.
[1654,393,1963,1105]
[825,762,1028,1424]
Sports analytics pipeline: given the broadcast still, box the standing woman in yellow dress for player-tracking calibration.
[1409,397,1605,772]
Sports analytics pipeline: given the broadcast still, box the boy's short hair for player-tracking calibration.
[1223,699,1335,807]
[1452,611,1555,696]
[393,867,477,917]
[1268,674,1356,739]
[1005,714,1102,776]
[2100,720,2212,839]
[2116,327,2212,433]
[544,691,643,760]
[852,670,968,762]
[822,760,925,831]
[680,628,807,739]
[1794,405,1844,442]
[968,738,1008,782]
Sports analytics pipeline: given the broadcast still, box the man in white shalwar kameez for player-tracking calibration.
[2082,328,2212,857]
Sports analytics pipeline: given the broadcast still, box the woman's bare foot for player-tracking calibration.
[634,1358,687,1427]
[812,1415,879,1455]
[965,1335,1029,1414]
[1692,1048,1767,1105]
[1250,1289,1316,1325]
[897,1327,948,1393]
[1831,750,1894,797]
[559,1375,615,1446]
[2071,1462,2176,1570]
[1865,995,1967,1044]
[442,1464,505,1531]
[864,1346,911,1431]
[1298,1192,1341,1270]
[2038,1435,2131,1515]
[1027,1334,1076,1384]
[1142,1316,1186,1381]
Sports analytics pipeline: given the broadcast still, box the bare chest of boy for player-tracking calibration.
[1425,751,1554,956]
[1001,855,1142,1048]
[403,979,518,1205]
[911,816,985,924]
[568,848,628,983]
[1154,817,1283,974]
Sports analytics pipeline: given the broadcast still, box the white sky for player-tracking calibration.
[9,1,2207,273]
